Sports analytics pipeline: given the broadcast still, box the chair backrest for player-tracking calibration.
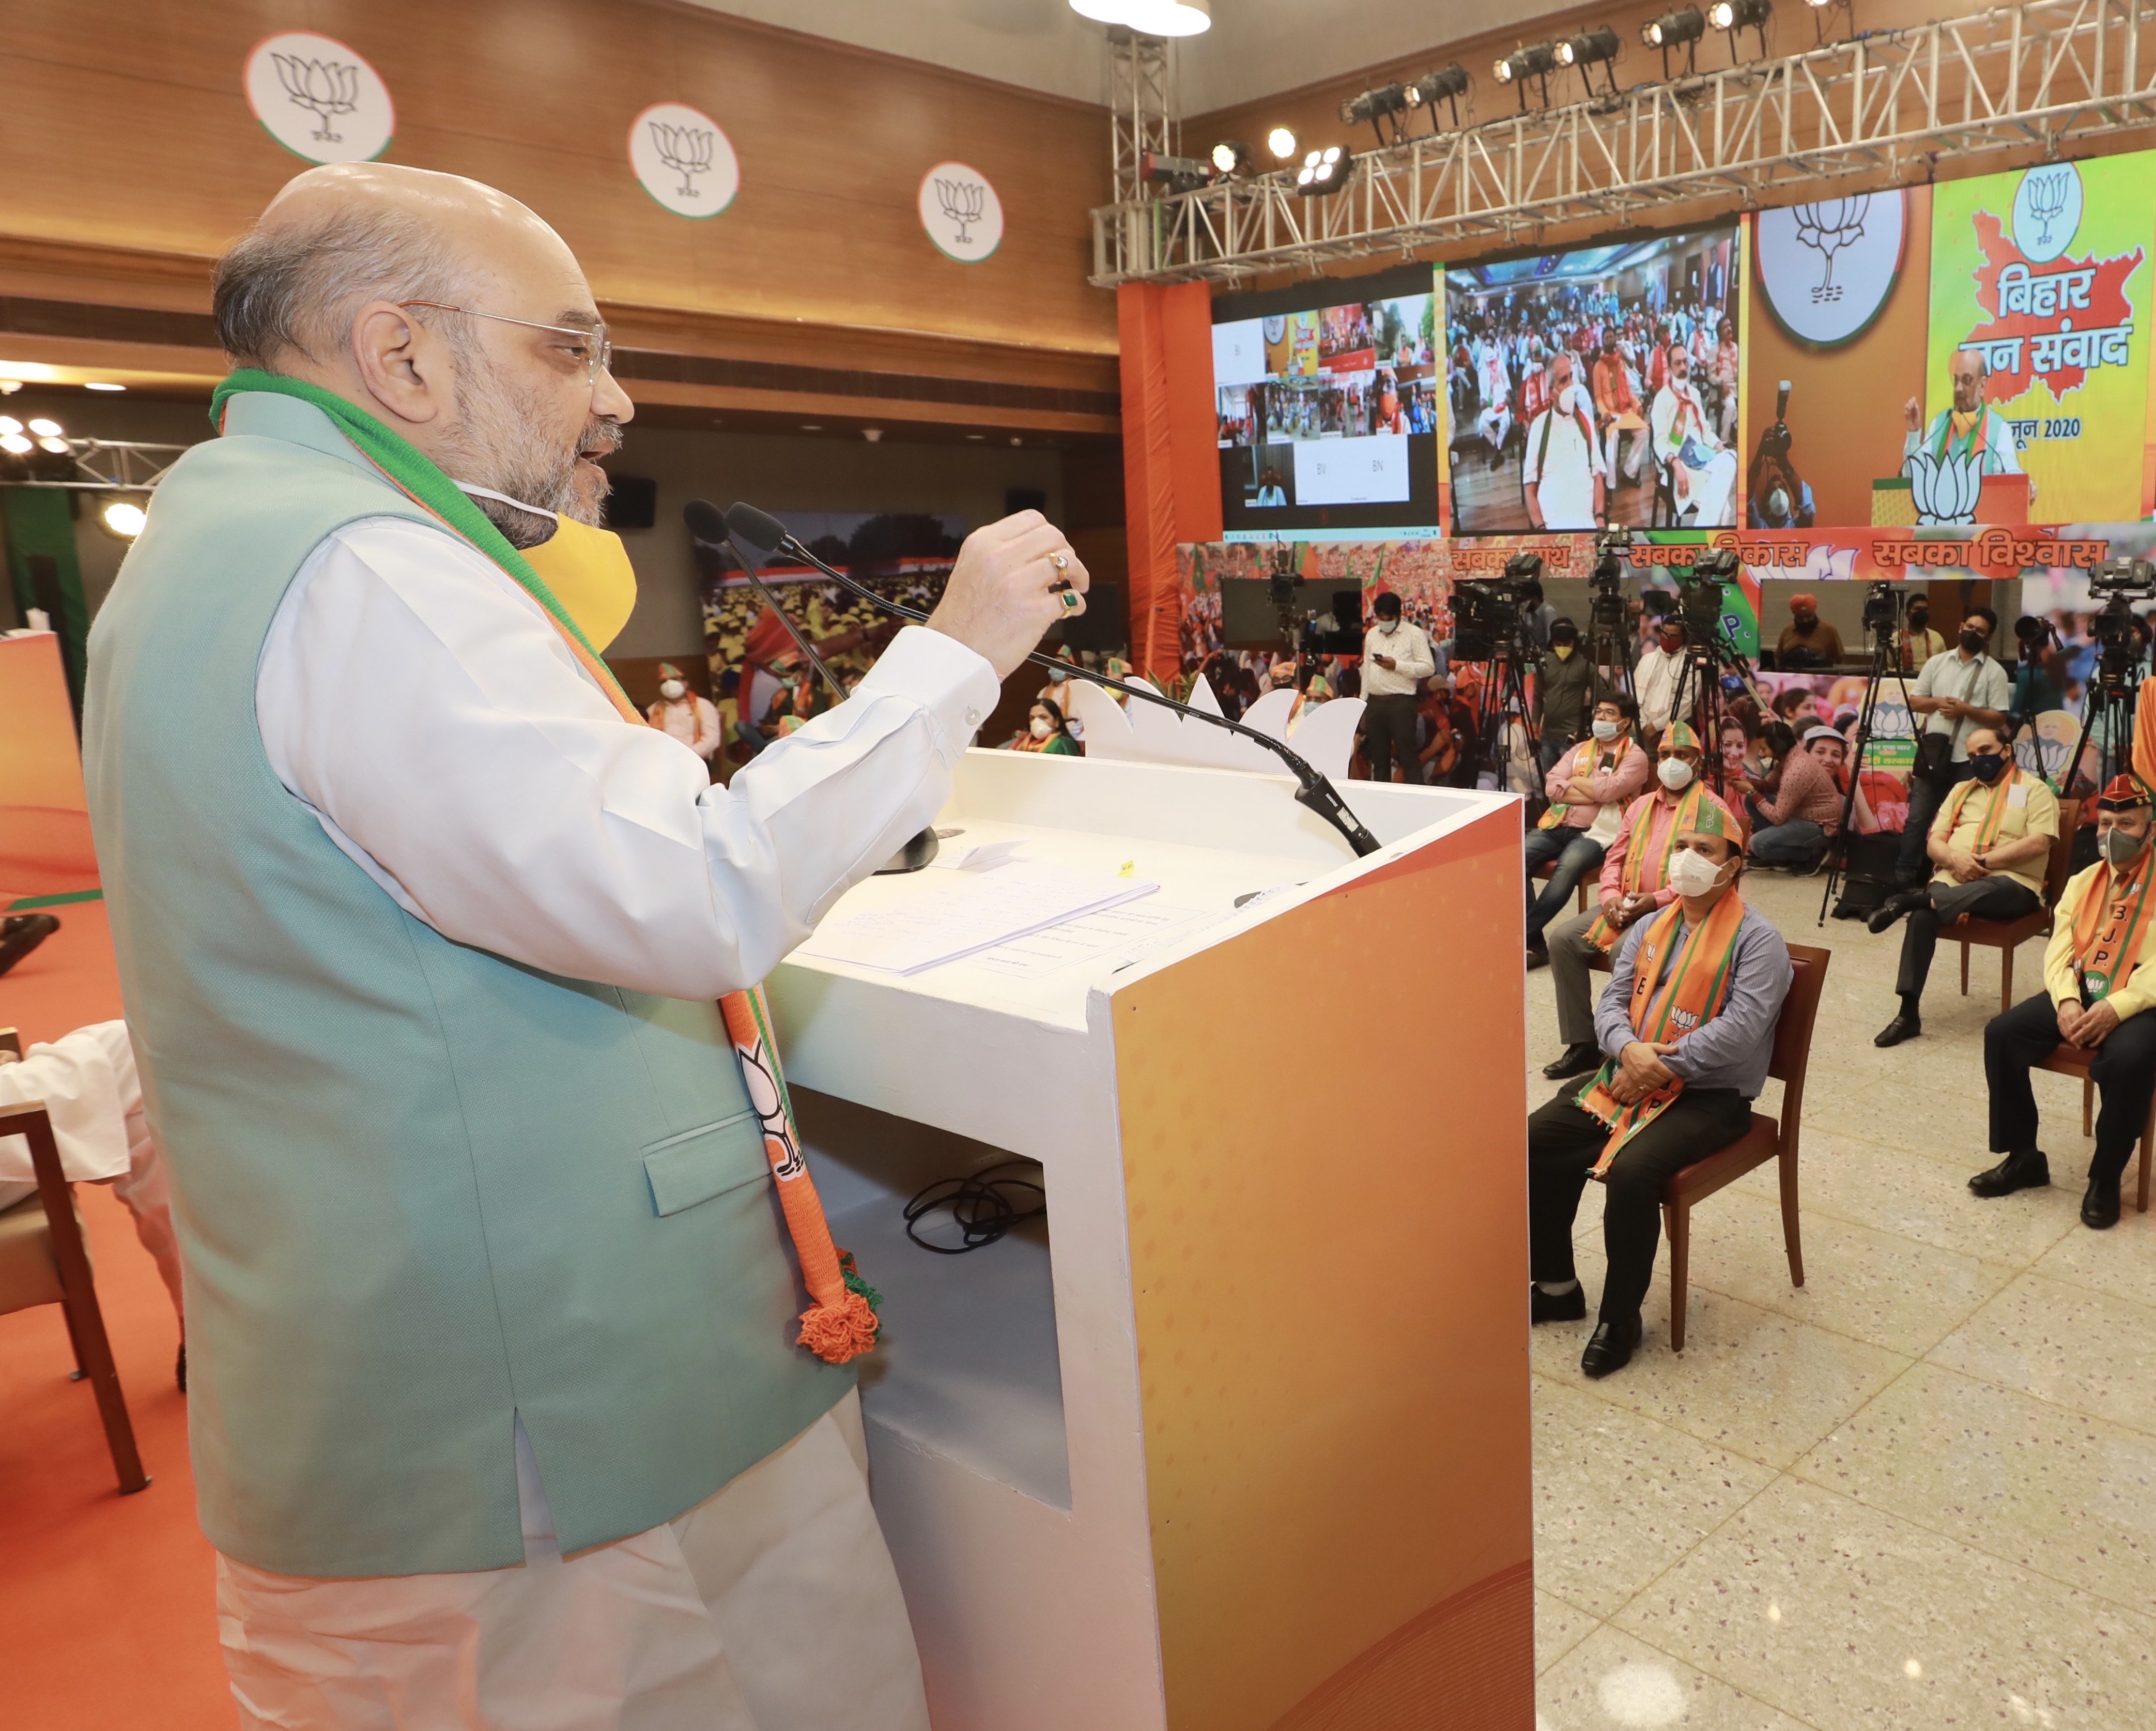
[1768,942,1831,1089]
[2042,798,2081,908]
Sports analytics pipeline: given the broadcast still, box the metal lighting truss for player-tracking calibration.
[9,440,190,492]
[1091,0,2156,284]
[1110,25,1174,205]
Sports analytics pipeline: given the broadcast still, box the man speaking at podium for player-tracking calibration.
[84,162,1084,1730]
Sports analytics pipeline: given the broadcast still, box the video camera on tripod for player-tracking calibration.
[1673,547,1741,644]
[1450,552,1546,664]
[1589,528,1635,634]
[2089,557,2155,684]
[1860,578,1903,645]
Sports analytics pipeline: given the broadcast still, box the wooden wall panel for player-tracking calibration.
[0,0,1116,363]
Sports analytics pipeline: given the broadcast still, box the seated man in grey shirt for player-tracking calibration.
[1524,802,1794,1379]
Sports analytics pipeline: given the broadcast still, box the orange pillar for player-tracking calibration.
[1119,281,1223,685]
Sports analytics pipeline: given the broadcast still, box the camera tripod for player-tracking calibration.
[1663,615,1760,803]
[1469,640,1543,792]
[1816,620,1919,926]
[2065,652,2142,807]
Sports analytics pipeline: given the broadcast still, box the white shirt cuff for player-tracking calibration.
[857,625,1002,765]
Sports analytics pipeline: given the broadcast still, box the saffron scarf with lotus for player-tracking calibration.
[208,370,880,1364]
[1575,889,1748,1176]
[1584,783,1708,951]
[2070,852,2156,1004]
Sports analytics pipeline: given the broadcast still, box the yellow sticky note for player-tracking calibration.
[1118,860,1135,877]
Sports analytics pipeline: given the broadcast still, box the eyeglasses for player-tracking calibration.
[396,301,613,386]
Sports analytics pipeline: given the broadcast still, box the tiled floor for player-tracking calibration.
[1526,867,2156,1729]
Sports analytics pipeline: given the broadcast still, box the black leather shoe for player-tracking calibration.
[0,912,59,979]
[1874,1012,1922,1048]
[2082,1174,2122,1230]
[1543,1042,1602,1081]
[1526,944,1550,971]
[1581,1315,1642,1378]
[1866,891,1924,935]
[1531,1283,1587,1323]
[1969,1149,2051,1198]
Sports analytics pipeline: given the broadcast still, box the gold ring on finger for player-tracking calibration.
[1050,551,1069,572]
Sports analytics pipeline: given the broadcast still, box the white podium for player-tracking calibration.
[769,750,1534,1731]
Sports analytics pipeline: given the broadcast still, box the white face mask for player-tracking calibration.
[1048,666,1069,682]
[1667,846,1729,898]
[1029,717,1053,739]
[1591,718,1621,741]
[1557,382,1577,415]
[1657,757,1696,790]
[658,680,686,701]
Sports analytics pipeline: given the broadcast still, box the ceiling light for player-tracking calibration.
[800,424,823,432]
[0,381,21,395]
[1410,64,1471,112]
[99,498,148,540]
[862,427,883,442]
[966,433,985,441]
[1009,437,1023,447]
[1068,0,1210,37]
[26,417,60,437]
[1211,140,1252,176]
[36,437,68,454]
[0,417,19,436]
[1495,42,1558,109]
[1266,126,1299,161]
[0,434,32,455]
[83,381,125,392]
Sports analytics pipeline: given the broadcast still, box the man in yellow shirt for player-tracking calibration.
[1870,726,2059,1047]
[1972,775,2156,1228]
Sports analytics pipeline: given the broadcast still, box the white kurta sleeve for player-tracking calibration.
[256,516,1002,1000]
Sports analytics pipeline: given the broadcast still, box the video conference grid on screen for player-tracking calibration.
[1213,263,1443,537]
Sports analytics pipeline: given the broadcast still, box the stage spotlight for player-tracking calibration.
[1803,0,1852,44]
[1494,42,1557,111]
[1295,145,1350,196]
[1641,6,1705,74]
[0,416,19,436]
[36,437,67,454]
[1556,26,1622,97]
[1342,82,1422,144]
[1210,139,1253,176]
[99,498,147,540]
[1708,0,1772,57]
[1266,125,1299,160]
[0,434,30,455]
[26,417,60,437]
[1407,63,1470,130]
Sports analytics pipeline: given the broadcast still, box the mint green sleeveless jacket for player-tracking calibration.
[82,393,849,1577]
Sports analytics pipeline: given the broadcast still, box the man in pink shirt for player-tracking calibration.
[1527,694,1649,964]
[1541,721,1743,1079]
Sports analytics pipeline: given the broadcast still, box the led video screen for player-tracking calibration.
[1444,224,1741,534]
[1212,262,1442,537]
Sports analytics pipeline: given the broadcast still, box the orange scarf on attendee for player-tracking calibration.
[1585,783,1706,951]
[1576,889,1748,1175]
[1539,737,1633,831]
[2070,855,2156,1004]
[1938,761,2021,852]
[210,371,879,1366]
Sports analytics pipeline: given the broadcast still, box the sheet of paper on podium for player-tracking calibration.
[794,862,1159,975]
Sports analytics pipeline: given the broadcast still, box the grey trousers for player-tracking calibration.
[1548,906,1616,1046]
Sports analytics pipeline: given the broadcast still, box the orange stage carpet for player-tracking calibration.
[2,898,235,1730]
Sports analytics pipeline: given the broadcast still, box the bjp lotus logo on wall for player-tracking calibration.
[628,104,740,219]
[243,33,393,164]
[918,162,1004,264]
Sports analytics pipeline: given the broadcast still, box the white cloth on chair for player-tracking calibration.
[0,1020,182,1319]
[215,1389,930,1731]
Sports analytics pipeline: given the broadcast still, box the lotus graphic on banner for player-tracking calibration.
[918,163,1003,263]
[243,32,394,164]
[1754,191,1907,348]
[628,104,740,219]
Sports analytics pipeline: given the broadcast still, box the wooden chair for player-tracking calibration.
[0,1029,150,1494]
[1659,943,1830,1352]
[1952,798,2080,1016]
[2034,1042,2156,1216]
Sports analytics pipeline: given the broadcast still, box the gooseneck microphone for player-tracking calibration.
[686,499,1382,859]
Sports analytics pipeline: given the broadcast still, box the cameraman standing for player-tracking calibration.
[1898,608,2010,888]
[1360,590,1435,785]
